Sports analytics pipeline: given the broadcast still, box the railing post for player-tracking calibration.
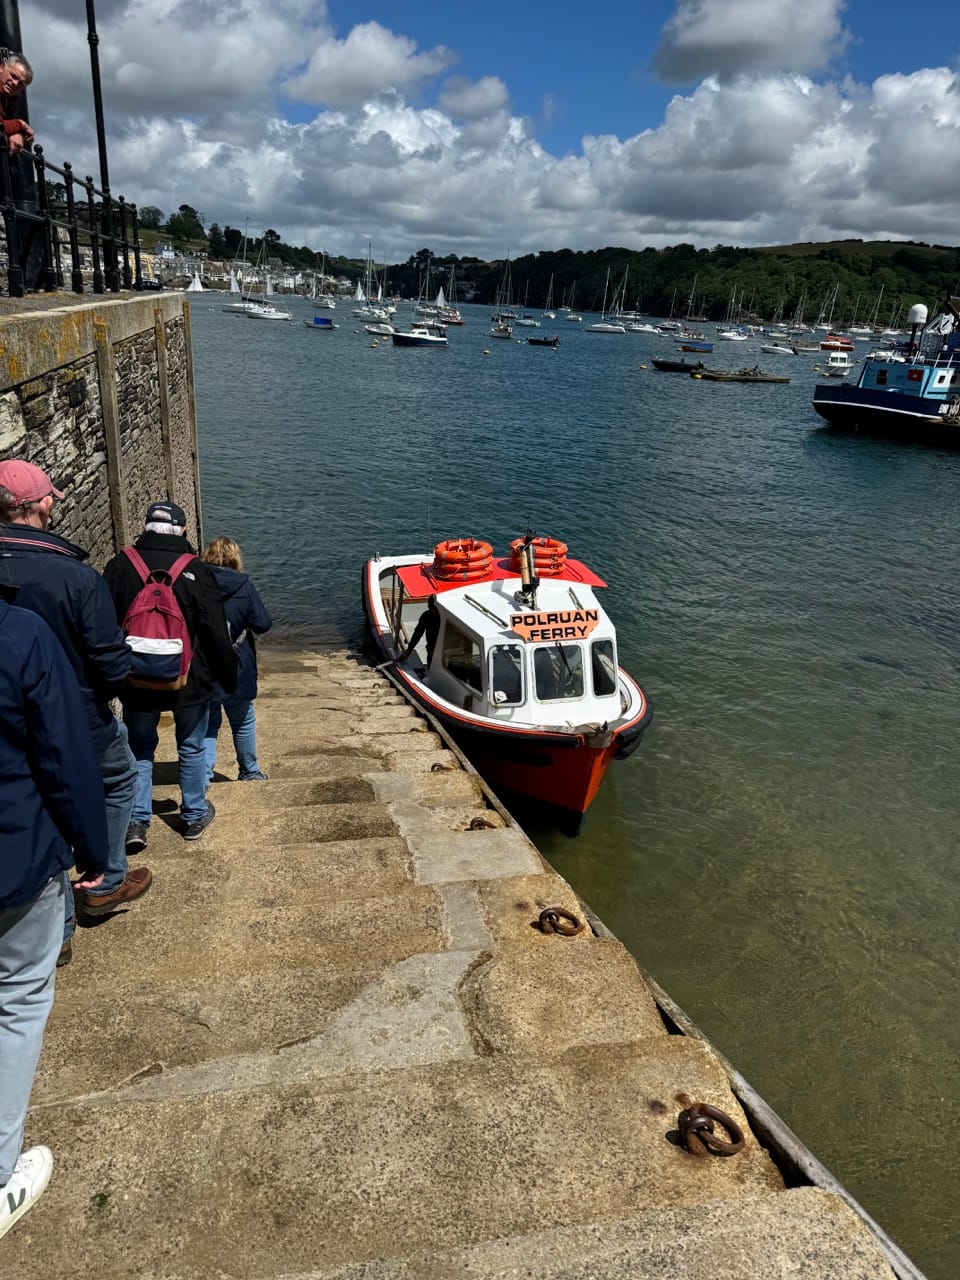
[31,146,58,292]
[118,195,132,289]
[0,132,24,297]
[63,162,84,293]
[85,173,103,294]
[130,202,143,289]
[101,189,118,291]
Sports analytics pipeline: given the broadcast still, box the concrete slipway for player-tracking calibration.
[8,650,919,1278]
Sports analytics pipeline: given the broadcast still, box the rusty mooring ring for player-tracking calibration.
[537,907,585,936]
[677,1102,745,1156]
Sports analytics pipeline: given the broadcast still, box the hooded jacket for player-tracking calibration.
[209,565,272,702]
[0,523,132,753]
[0,595,109,909]
[102,530,237,710]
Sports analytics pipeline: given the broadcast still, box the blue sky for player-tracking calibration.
[24,0,960,257]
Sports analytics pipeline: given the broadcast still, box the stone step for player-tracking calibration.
[15,1040,785,1279]
[278,1188,896,1280]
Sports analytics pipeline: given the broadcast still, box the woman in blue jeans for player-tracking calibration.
[202,538,272,783]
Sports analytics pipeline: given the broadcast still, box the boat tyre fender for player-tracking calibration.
[614,725,646,760]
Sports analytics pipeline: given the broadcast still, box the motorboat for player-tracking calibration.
[585,320,626,334]
[391,322,447,347]
[716,327,750,342]
[819,350,853,377]
[680,341,713,353]
[364,321,396,336]
[820,333,855,351]
[812,301,960,442]
[652,358,707,373]
[245,300,293,321]
[515,315,541,328]
[760,343,798,356]
[528,335,560,347]
[304,315,338,331]
[362,534,652,834]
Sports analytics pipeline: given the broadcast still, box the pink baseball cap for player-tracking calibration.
[0,459,64,503]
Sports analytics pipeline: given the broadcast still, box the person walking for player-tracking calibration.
[102,502,237,845]
[0,459,150,954]
[0,595,109,1240]
[201,536,272,783]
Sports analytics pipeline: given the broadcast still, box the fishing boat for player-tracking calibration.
[362,533,652,834]
[812,301,960,441]
[528,335,560,347]
[303,315,338,331]
[696,367,790,383]
[652,358,707,373]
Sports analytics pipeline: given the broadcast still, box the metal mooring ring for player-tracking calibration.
[677,1102,745,1156]
[537,907,585,936]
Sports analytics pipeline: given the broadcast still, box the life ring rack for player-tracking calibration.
[433,537,494,582]
[509,536,568,577]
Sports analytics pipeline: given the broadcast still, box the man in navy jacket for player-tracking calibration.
[0,459,152,936]
[0,595,108,1239]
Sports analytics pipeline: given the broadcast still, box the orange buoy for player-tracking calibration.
[433,537,494,581]
[508,536,568,576]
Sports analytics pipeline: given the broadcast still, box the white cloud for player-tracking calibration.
[18,2,960,257]
[654,0,851,81]
[283,21,454,109]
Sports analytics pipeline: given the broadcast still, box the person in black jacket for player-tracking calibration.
[202,536,273,782]
[0,459,151,945]
[0,595,108,1239]
[102,502,237,844]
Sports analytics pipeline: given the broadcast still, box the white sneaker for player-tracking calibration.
[0,1146,54,1240]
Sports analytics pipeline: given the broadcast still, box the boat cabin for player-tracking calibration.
[375,555,626,729]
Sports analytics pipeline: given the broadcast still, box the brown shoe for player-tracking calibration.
[75,867,153,917]
[56,940,72,968]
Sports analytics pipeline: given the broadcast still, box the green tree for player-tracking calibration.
[166,204,205,242]
[139,205,164,229]
[207,222,227,258]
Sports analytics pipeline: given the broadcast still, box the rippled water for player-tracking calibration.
[190,293,960,1277]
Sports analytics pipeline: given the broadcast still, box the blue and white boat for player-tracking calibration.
[303,315,338,331]
[812,302,960,442]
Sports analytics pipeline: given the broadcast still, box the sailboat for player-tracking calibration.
[585,269,626,333]
[228,268,240,294]
[543,274,556,320]
[353,243,389,321]
[185,269,203,293]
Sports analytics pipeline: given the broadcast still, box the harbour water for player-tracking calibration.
[190,293,959,1277]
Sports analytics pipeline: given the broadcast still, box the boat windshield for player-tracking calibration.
[533,644,585,701]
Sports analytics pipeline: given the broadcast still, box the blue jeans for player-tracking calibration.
[63,720,137,941]
[204,698,262,782]
[124,701,210,826]
[0,876,62,1184]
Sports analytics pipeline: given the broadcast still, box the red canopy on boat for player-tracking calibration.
[396,557,607,597]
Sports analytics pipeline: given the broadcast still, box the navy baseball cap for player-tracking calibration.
[145,501,187,526]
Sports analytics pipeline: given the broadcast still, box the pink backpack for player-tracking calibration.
[120,547,195,690]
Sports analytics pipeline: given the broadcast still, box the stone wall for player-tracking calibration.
[0,293,199,567]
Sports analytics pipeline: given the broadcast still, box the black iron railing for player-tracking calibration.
[0,133,143,297]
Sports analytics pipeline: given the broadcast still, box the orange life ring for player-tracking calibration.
[508,536,568,576]
[433,537,493,581]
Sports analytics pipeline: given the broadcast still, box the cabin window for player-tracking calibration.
[591,639,618,697]
[441,621,482,691]
[533,644,584,701]
[875,369,887,385]
[490,644,524,705]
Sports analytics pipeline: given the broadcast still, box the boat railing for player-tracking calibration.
[1,135,143,296]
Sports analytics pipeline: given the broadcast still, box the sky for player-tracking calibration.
[19,0,960,261]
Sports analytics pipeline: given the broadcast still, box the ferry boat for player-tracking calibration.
[812,301,960,441]
[362,534,651,834]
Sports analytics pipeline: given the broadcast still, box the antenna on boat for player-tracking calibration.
[518,528,540,610]
[426,474,433,546]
